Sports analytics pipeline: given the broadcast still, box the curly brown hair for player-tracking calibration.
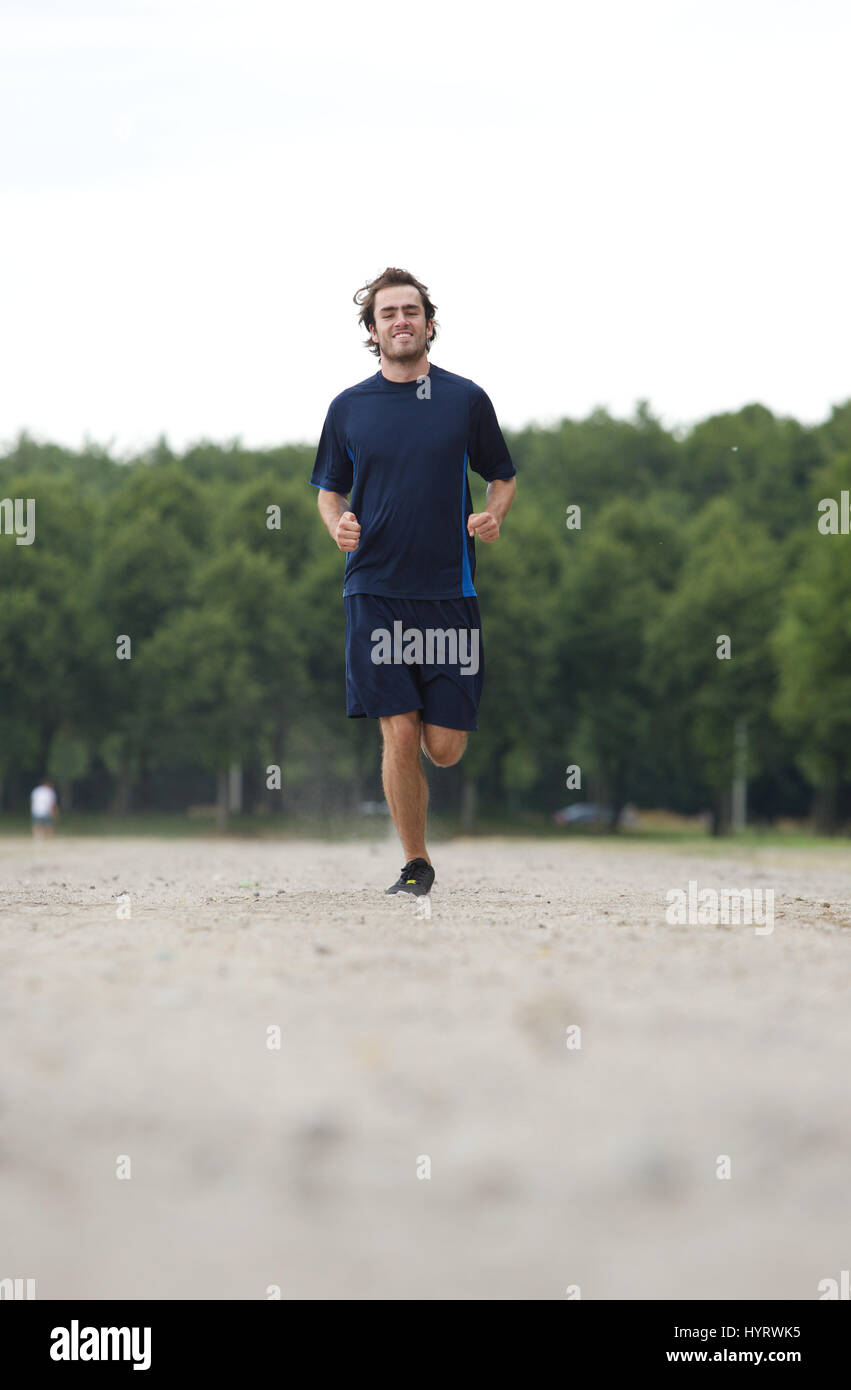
[353,267,438,358]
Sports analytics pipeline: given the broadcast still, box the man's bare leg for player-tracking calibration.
[380,711,431,864]
[379,713,470,865]
[421,724,468,767]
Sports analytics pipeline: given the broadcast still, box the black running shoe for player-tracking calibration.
[385,858,435,896]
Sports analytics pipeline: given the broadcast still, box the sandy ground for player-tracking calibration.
[1,831,850,1301]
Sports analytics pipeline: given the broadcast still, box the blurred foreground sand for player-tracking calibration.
[1,834,849,1299]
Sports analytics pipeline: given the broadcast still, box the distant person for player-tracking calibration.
[311,267,517,896]
[31,779,58,839]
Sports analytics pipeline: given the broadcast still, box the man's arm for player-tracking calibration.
[317,488,361,552]
[467,476,517,542]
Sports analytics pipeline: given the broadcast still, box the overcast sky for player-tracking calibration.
[1,0,848,455]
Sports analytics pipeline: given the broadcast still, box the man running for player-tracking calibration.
[311,267,517,896]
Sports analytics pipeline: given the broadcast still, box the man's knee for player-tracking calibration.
[421,725,467,767]
[380,711,422,759]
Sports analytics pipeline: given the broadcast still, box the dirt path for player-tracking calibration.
[1,834,849,1299]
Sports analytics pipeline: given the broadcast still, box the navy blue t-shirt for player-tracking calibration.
[310,363,516,599]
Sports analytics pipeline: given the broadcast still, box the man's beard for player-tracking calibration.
[381,329,425,358]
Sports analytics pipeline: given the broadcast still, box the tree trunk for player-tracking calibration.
[139,748,152,810]
[731,718,748,832]
[216,768,229,831]
[606,765,626,832]
[711,786,730,837]
[350,756,363,815]
[461,776,478,830]
[812,782,838,835]
[39,725,53,781]
[228,762,243,815]
[111,745,133,815]
[271,715,285,815]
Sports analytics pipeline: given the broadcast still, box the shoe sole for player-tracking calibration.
[387,875,435,897]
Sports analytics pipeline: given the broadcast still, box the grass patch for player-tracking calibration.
[1,810,848,851]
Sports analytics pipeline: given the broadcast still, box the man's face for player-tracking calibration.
[369,284,432,361]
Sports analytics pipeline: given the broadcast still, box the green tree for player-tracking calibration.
[648,497,784,832]
[772,452,851,831]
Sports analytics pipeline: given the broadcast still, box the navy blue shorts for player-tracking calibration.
[344,594,484,730]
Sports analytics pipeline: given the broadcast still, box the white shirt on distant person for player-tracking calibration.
[31,784,57,817]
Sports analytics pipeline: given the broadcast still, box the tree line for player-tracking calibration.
[1,395,850,833]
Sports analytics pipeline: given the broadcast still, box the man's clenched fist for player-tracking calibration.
[335,510,361,552]
[467,510,500,542]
